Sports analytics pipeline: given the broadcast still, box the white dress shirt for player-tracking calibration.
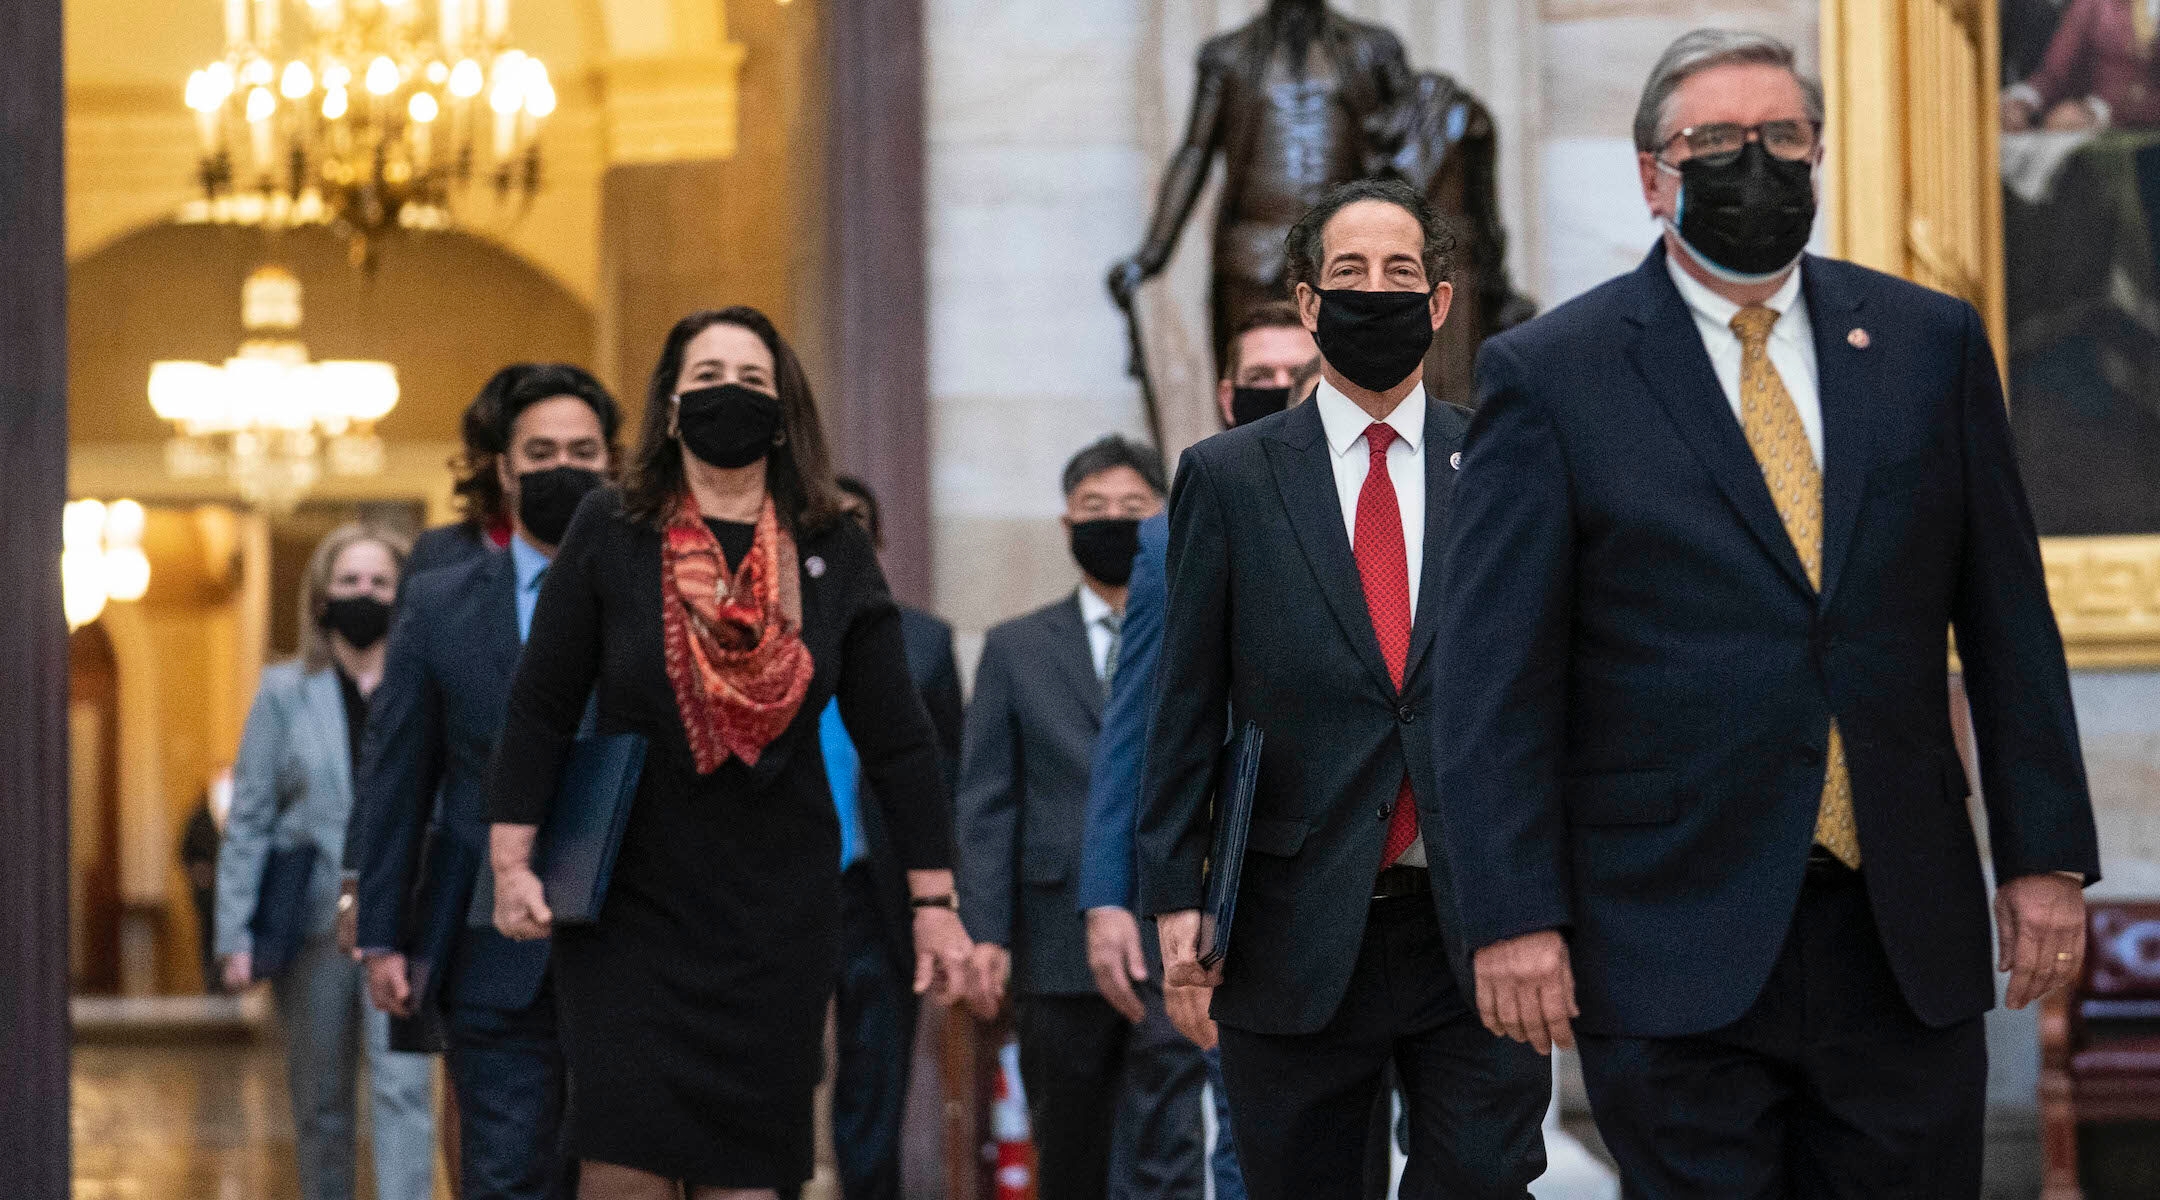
[1312,377,1428,868]
[1078,585,1118,681]
[1666,254,1823,469]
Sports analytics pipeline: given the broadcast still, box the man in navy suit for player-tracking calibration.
[354,365,620,1200]
[1434,30,2101,1195]
[1079,302,1319,1200]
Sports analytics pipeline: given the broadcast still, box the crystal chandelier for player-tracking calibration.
[149,266,400,512]
[180,0,554,247]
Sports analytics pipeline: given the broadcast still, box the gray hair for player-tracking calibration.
[1632,29,1825,154]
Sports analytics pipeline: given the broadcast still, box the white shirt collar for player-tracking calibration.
[1076,583,1116,627]
[1313,376,1426,459]
[1666,252,1805,335]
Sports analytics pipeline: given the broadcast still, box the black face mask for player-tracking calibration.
[1315,289,1434,393]
[676,383,783,470]
[1069,518,1143,587]
[516,465,604,547]
[1229,385,1292,427]
[320,595,392,651]
[1671,140,1816,281]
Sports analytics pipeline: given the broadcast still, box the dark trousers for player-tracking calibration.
[1216,891,1549,1200]
[447,968,571,1200]
[1577,861,1988,1200]
[1015,986,1207,1200]
[834,863,918,1200]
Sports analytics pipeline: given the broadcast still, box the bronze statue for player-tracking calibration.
[1109,0,1532,407]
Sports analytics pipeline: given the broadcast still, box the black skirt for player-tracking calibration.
[554,752,841,1187]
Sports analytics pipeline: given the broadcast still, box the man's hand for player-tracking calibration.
[2001,96,2037,132]
[1155,910,1224,989]
[1086,907,1151,1024]
[912,907,974,1007]
[2043,99,2102,132]
[220,951,253,992]
[1107,258,1146,310]
[966,943,1012,1022]
[493,864,553,942]
[1472,930,1578,1055]
[337,879,360,960]
[1998,872,2087,1010]
[1166,983,1218,1051]
[365,952,414,1017]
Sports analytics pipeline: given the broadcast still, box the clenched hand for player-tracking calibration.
[1472,930,1578,1054]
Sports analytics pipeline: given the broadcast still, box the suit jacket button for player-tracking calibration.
[1397,705,1416,724]
[1378,805,1392,823]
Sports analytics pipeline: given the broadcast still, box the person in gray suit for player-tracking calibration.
[216,522,437,1200]
[957,435,1207,1200]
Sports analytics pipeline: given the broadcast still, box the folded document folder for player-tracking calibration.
[1197,722,1263,971]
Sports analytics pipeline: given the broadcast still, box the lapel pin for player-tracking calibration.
[805,555,826,579]
[1847,328,1871,350]
[1450,452,1462,470]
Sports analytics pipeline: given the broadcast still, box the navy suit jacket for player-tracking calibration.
[1433,244,2100,1039]
[355,549,551,1012]
[1078,514,1167,923]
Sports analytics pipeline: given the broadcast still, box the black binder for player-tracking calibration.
[248,843,319,980]
[1198,722,1264,971]
[470,732,648,929]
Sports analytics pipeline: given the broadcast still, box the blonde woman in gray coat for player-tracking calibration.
[215,522,436,1200]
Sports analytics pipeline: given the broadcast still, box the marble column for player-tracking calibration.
[0,0,74,1192]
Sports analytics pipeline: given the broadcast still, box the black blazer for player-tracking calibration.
[489,487,951,867]
[355,549,550,1011]
[855,606,964,981]
[956,594,1108,997]
[406,520,495,579]
[1434,244,2100,1038]
[1137,396,1473,1037]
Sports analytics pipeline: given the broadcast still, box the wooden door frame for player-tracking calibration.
[0,0,75,1191]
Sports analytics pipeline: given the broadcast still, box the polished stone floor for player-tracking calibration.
[73,1036,449,1200]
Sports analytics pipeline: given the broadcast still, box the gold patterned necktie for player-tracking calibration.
[1730,305,1861,868]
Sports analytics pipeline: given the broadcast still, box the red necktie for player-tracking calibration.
[1352,422,1419,868]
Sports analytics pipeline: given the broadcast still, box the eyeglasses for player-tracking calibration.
[1658,120,1819,166]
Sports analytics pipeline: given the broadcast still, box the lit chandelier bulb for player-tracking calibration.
[322,61,351,91]
[205,61,236,100]
[246,86,276,123]
[322,86,349,119]
[408,92,439,123]
[366,56,400,96]
[448,58,484,99]
[243,58,275,86]
[281,60,314,100]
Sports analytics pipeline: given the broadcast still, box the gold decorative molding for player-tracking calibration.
[2044,537,2160,669]
[1826,0,2160,668]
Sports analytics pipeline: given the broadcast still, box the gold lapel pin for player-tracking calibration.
[1847,328,1871,349]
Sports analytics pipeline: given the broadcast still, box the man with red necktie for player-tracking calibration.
[1136,178,1549,1200]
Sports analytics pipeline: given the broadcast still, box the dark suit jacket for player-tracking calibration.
[1077,513,1169,970]
[855,606,965,981]
[1434,244,2101,1039]
[957,593,1107,997]
[407,520,496,579]
[1137,397,1473,1037]
[355,549,551,1013]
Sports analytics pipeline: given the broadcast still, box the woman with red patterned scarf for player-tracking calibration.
[487,307,973,1200]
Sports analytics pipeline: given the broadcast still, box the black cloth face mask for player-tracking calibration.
[1230,385,1292,427]
[516,465,605,547]
[676,383,783,470]
[1669,140,1816,282]
[1316,289,1434,394]
[1069,518,1143,587]
[320,595,392,650]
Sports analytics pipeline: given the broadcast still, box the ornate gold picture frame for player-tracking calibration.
[1822,0,2160,668]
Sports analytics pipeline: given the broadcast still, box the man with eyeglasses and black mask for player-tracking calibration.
[1432,30,2099,1196]
[353,363,620,1200]
[1136,177,1550,1200]
[955,435,1203,1200]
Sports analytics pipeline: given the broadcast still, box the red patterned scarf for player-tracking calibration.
[660,492,815,772]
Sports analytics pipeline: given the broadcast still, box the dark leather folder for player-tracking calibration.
[248,843,319,980]
[470,732,647,929]
[1198,722,1264,971]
